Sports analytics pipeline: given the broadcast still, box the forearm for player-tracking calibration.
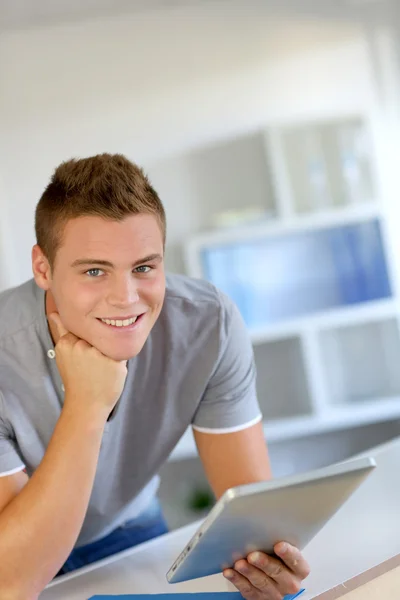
[0,403,106,599]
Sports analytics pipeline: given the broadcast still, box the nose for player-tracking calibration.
[108,275,140,308]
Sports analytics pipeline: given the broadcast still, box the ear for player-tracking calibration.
[32,244,52,290]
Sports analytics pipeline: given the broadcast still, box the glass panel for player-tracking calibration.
[201,219,392,328]
[282,117,375,213]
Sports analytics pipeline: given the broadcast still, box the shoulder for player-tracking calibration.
[163,273,235,321]
[160,274,243,351]
[0,279,42,347]
[165,273,221,306]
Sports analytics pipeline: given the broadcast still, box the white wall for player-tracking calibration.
[0,3,372,289]
[0,176,18,290]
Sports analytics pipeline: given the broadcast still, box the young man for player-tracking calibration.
[0,154,309,599]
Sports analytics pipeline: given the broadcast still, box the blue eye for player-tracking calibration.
[86,268,103,277]
[134,265,152,274]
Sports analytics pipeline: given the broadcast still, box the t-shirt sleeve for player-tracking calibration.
[192,290,263,433]
[0,390,25,476]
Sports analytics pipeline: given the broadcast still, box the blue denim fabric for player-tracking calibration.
[57,498,169,575]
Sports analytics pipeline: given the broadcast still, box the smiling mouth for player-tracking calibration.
[97,315,143,328]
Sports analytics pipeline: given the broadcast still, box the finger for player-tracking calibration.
[274,543,311,580]
[247,552,302,595]
[233,560,281,599]
[223,569,260,600]
[48,312,70,340]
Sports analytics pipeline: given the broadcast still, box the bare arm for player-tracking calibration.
[0,312,128,599]
[0,407,106,599]
[194,422,310,600]
[0,469,28,510]
[193,420,272,498]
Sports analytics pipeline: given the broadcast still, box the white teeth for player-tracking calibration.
[101,316,138,327]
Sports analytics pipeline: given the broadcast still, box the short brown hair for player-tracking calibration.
[35,153,166,267]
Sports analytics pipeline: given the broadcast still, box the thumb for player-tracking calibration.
[48,312,69,341]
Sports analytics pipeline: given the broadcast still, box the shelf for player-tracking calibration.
[264,398,400,441]
[168,397,400,462]
[254,337,312,420]
[280,116,376,214]
[249,298,398,344]
[151,128,277,237]
[320,317,400,405]
[198,217,391,330]
[185,202,381,257]
[170,113,400,467]
[189,131,277,230]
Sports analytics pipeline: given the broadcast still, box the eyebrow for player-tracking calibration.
[71,254,163,269]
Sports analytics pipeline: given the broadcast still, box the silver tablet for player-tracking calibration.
[167,456,376,584]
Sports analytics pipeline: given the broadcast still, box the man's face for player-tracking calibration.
[44,213,165,361]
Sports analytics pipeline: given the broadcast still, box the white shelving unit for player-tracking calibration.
[169,398,400,462]
[166,113,400,463]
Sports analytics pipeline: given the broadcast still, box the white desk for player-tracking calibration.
[41,436,400,599]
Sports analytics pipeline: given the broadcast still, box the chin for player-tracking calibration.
[102,344,143,362]
[111,352,139,362]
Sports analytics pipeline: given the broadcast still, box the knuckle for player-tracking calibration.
[61,333,76,346]
[257,574,272,591]
[270,563,284,577]
[76,339,89,351]
[56,337,68,349]
[239,583,254,597]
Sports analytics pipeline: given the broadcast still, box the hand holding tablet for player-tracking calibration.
[167,457,376,585]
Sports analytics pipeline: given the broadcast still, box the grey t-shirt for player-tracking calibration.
[0,274,261,546]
